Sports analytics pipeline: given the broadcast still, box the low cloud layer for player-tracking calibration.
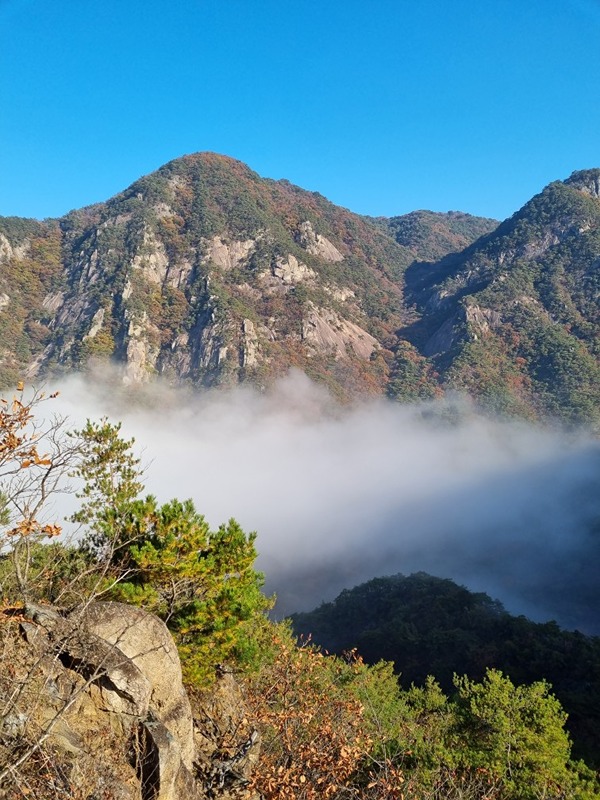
[48,369,600,634]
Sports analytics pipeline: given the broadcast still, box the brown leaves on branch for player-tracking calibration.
[245,632,375,800]
[0,387,58,478]
[6,520,62,539]
[1,385,70,552]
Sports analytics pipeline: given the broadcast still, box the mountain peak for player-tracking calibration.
[564,168,600,197]
[162,150,260,177]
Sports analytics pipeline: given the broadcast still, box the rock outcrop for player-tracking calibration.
[76,602,195,771]
[0,601,258,800]
[296,220,344,262]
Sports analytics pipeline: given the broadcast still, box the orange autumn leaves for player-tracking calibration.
[0,386,62,541]
[245,634,406,800]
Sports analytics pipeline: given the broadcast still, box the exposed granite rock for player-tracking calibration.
[77,601,195,771]
[241,318,259,367]
[124,337,153,385]
[465,304,501,339]
[132,227,170,285]
[271,254,316,286]
[297,220,344,262]
[301,303,378,360]
[42,290,65,313]
[565,168,600,198]
[123,312,161,385]
[204,235,255,271]
[0,233,29,263]
[324,285,355,302]
[0,601,242,800]
[83,307,105,340]
[0,233,13,264]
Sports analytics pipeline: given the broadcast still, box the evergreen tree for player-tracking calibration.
[72,418,271,683]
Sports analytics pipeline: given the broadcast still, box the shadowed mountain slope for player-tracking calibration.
[291,571,600,766]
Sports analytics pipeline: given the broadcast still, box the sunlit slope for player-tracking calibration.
[374,209,498,262]
[397,169,600,426]
[0,156,598,425]
[2,153,417,398]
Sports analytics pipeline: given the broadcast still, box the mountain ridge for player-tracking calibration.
[0,154,598,426]
[290,570,600,766]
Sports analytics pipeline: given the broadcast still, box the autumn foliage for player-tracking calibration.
[245,633,370,799]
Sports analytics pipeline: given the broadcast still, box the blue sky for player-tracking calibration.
[1,0,599,221]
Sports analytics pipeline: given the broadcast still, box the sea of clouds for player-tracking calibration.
[35,368,600,634]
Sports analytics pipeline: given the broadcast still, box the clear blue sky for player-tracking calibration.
[1,0,599,222]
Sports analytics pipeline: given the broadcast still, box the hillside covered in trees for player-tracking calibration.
[291,572,600,768]
[1,388,599,799]
[397,170,600,425]
[0,154,599,427]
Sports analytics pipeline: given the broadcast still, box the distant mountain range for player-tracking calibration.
[0,154,598,426]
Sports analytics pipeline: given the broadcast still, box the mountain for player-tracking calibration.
[396,170,600,425]
[373,209,498,262]
[0,154,498,399]
[0,155,598,426]
[1,154,418,398]
[290,571,600,766]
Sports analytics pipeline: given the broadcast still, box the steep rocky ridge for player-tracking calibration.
[0,154,497,400]
[397,169,600,425]
[0,217,63,387]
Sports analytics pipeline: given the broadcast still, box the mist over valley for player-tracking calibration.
[51,370,600,634]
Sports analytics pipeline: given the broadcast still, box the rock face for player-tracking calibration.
[0,601,257,800]
[565,168,600,198]
[77,601,195,771]
[297,220,344,262]
[301,303,379,360]
[204,235,256,271]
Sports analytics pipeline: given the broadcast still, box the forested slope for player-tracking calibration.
[395,170,600,425]
[291,572,600,767]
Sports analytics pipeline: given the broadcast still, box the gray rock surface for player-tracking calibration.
[75,601,196,771]
[2,601,205,800]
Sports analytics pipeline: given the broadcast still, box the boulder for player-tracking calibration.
[3,601,259,800]
[73,601,195,771]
